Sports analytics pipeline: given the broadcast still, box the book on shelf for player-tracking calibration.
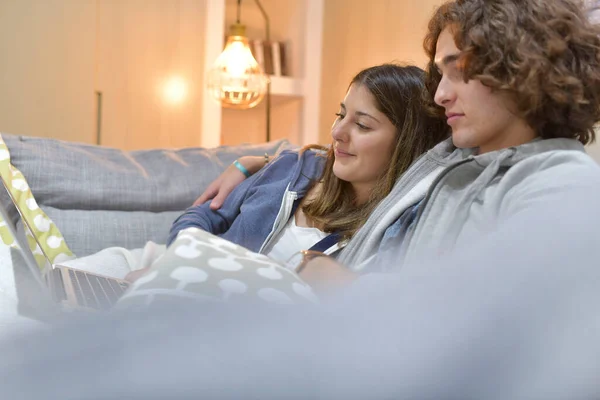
[249,39,288,76]
[278,41,288,77]
[250,39,265,72]
[271,42,282,76]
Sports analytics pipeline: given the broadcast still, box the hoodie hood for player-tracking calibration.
[338,136,593,271]
[402,137,595,267]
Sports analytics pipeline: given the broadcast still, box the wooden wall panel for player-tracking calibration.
[95,0,206,150]
[318,0,445,144]
[0,0,97,144]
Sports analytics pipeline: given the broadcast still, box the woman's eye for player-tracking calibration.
[356,123,370,130]
[335,112,345,119]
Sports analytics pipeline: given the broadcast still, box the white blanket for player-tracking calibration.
[0,242,166,336]
[59,241,166,279]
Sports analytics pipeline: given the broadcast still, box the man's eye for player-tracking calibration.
[449,65,465,80]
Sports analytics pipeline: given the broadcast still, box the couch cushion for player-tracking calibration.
[0,134,296,256]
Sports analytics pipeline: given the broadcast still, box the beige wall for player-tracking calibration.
[0,0,447,149]
[0,0,98,144]
[318,0,445,144]
[0,0,208,150]
[95,0,206,150]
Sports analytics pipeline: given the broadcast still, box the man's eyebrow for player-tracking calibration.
[434,53,461,71]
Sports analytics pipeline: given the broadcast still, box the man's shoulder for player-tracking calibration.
[510,149,600,181]
[499,149,600,204]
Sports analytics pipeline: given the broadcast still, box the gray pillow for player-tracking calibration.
[0,134,296,256]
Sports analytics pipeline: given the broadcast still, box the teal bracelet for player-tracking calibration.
[232,160,251,178]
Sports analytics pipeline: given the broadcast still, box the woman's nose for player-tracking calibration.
[331,119,349,142]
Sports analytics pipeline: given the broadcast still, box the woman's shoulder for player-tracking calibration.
[263,146,326,183]
[268,149,301,168]
[275,146,328,163]
[258,148,313,178]
[299,145,329,165]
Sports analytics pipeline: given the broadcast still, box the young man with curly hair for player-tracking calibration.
[307,0,600,279]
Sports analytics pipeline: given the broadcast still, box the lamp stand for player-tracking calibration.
[255,0,271,142]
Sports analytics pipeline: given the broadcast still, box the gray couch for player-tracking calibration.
[0,134,294,257]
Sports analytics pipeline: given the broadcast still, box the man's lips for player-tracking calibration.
[446,113,464,124]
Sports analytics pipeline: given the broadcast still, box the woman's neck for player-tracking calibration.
[351,183,373,206]
[295,183,322,229]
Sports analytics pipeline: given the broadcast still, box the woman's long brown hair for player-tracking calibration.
[302,64,448,239]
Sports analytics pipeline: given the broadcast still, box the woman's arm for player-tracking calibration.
[169,164,267,246]
[172,150,298,245]
[297,256,358,295]
[193,155,272,209]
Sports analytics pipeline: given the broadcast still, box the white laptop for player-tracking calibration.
[0,177,130,313]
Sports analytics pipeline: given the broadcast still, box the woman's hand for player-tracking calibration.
[298,256,357,294]
[193,155,267,209]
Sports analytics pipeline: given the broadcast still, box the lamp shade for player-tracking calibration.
[207,30,269,109]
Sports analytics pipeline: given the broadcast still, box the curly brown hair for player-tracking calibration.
[423,0,600,144]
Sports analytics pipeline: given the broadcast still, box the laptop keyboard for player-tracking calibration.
[68,269,129,310]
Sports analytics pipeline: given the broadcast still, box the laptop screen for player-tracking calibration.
[0,175,53,283]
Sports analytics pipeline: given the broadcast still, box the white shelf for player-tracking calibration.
[270,75,303,106]
[270,75,303,97]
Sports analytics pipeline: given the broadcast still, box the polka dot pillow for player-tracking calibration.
[0,134,75,268]
[116,227,320,308]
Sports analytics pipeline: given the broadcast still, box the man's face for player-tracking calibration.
[433,27,535,153]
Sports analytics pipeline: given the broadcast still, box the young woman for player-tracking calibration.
[73,63,446,285]
[165,63,447,266]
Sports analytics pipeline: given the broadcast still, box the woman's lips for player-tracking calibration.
[335,148,355,157]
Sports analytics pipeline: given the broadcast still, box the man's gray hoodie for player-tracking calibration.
[338,137,600,270]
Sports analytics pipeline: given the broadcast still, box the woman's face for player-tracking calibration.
[331,83,397,194]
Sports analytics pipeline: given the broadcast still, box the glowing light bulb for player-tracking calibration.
[163,76,187,104]
[207,31,269,109]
